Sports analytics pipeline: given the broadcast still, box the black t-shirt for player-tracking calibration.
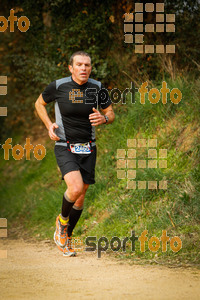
[42,76,111,143]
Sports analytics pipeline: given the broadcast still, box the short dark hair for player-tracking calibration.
[69,51,91,66]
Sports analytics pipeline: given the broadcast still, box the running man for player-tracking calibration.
[35,51,115,256]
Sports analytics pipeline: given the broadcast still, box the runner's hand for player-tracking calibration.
[89,108,106,126]
[48,123,60,141]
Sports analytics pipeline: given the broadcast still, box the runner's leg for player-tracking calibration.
[61,173,88,256]
[67,183,89,237]
[54,170,84,251]
[64,170,84,201]
[61,170,84,220]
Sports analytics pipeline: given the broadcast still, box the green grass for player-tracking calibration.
[0,77,199,266]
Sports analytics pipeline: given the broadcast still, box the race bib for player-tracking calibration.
[70,142,91,154]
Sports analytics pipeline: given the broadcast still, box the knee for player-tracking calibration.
[68,184,84,200]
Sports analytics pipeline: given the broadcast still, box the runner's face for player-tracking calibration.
[69,55,92,85]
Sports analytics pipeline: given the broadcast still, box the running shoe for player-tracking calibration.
[63,235,77,257]
[54,214,68,249]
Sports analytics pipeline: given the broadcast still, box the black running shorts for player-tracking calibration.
[54,144,97,184]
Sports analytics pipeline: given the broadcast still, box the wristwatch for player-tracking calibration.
[104,115,109,124]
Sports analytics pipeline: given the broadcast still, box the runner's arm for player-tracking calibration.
[101,104,115,125]
[35,94,60,141]
[89,105,115,126]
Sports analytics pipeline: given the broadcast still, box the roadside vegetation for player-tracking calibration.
[0,0,199,267]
